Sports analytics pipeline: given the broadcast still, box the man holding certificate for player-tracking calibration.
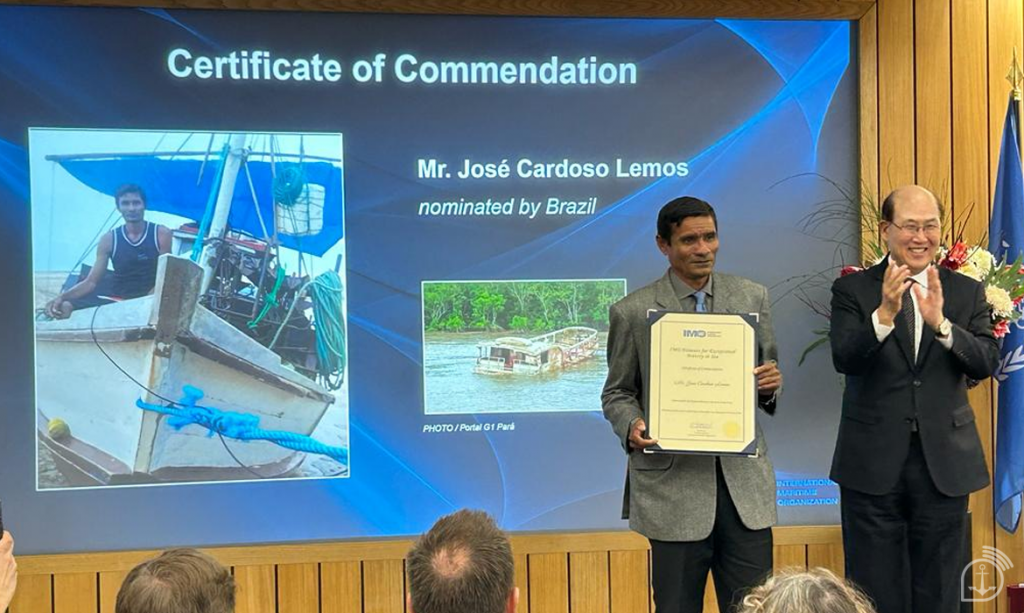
[602,197,782,613]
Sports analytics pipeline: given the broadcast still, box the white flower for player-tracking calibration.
[967,248,995,278]
[986,285,1015,317]
[958,261,985,281]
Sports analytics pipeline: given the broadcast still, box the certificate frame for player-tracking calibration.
[645,310,759,456]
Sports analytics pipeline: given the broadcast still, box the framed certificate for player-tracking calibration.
[645,311,759,456]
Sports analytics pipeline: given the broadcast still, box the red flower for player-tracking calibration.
[840,265,863,277]
[940,242,970,270]
[995,320,1011,338]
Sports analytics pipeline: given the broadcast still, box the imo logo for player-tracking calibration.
[961,545,1013,602]
[682,329,707,338]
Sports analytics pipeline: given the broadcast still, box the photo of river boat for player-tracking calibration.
[422,279,624,414]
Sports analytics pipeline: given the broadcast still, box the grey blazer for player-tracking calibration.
[601,270,779,542]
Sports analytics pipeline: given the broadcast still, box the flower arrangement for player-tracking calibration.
[828,242,1024,339]
[937,241,1024,338]
[787,178,1024,366]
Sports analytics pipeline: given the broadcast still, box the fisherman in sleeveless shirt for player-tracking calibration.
[45,184,172,319]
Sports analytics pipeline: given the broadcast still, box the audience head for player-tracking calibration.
[740,568,876,613]
[407,509,517,613]
[115,548,235,613]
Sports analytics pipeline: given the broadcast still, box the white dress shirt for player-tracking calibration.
[871,259,954,359]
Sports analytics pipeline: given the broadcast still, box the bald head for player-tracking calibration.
[431,545,471,578]
[881,185,942,223]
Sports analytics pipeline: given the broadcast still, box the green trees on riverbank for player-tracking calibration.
[424,280,625,332]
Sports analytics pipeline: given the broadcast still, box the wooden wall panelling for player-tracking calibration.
[860,2,881,254]
[913,0,951,199]
[321,561,363,613]
[568,552,609,613]
[702,575,719,613]
[234,565,276,613]
[9,573,52,613]
[277,563,319,613]
[608,550,648,613]
[806,543,845,577]
[988,2,1024,612]
[527,553,567,613]
[0,0,878,19]
[362,560,404,613]
[877,0,916,194]
[513,554,530,613]
[97,571,126,613]
[951,2,995,613]
[772,545,807,572]
[53,573,96,613]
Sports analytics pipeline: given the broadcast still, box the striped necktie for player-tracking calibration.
[902,282,916,360]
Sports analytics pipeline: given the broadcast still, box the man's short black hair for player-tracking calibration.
[657,197,717,242]
[115,183,146,205]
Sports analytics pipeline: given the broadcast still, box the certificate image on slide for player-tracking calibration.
[31,128,350,489]
[422,279,625,414]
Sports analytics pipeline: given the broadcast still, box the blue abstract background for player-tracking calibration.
[0,7,856,553]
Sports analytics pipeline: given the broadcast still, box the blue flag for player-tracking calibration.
[990,94,1024,533]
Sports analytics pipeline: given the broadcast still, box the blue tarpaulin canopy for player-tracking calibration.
[58,156,344,256]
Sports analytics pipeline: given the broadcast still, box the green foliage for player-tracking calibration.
[440,314,466,332]
[422,280,625,332]
[509,315,530,331]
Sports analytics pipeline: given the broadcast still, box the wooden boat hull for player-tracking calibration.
[474,326,598,376]
[36,255,336,487]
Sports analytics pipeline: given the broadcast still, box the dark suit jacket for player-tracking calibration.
[829,260,999,496]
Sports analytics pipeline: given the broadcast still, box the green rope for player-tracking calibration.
[273,165,305,206]
[268,271,347,390]
[247,267,286,329]
[308,271,347,390]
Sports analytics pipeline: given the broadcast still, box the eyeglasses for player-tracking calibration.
[889,221,942,237]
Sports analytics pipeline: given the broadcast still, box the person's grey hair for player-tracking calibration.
[407,509,514,613]
[115,548,235,613]
[740,568,876,613]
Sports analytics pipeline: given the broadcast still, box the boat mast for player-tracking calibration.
[200,133,248,294]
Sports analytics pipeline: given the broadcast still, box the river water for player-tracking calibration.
[423,331,609,414]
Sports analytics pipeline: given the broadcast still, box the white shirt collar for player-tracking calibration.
[887,255,932,289]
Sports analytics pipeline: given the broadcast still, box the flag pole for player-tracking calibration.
[1009,48,1023,153]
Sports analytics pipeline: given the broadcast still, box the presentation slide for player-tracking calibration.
[0,6,857,554]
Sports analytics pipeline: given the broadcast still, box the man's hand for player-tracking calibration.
[878,260,912,326]
[0,531,17,613]
[628,418,658,450]
[754,360,782,394]
[44,297,70,320]
[914,265,946,330]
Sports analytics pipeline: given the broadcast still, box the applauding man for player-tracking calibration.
[829,185,999,613]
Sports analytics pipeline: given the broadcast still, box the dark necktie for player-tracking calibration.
[902,282,916,360]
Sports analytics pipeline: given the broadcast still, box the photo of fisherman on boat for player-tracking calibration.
[31,129,349,489]
[422,279,625,414]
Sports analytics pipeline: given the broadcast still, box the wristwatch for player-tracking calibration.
[935,318,952,338]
